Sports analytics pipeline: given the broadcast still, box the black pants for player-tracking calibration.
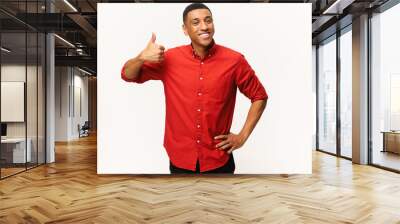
[170,154,235,174]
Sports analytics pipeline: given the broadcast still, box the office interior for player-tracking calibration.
[0,0,400,222]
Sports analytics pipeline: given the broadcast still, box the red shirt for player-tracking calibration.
[121,42,268,172]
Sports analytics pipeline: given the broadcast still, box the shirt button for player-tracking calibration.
[198,92,202,96]
[199,77,203,80]
[197,125,201,128]
[197,140,200,144]
[197,109,201,112]
[201,62,204,65]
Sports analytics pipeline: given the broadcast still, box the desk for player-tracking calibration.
[1,138,31,163]
[382,131,400,154]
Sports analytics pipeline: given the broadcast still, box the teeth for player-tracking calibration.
[200,33,209,37]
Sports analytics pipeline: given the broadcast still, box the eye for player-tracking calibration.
[192,20,199,25]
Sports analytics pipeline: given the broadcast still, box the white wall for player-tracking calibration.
[1,64,46,163]
[1,65,39,138]
[98,3,313,174]
[312,45,317,150]
[55,67,89,141]
[1,65,28,144]
[55,67,69,141]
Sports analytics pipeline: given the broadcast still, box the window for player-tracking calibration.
[339,27,352,158]
[371,3,400,171]
[318,36,337,154]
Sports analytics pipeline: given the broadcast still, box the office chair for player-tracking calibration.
[79,121,90,138]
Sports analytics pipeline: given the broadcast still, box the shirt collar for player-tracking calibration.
[189,39,217,60]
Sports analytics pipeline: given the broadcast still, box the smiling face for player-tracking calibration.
[182,8,215,49]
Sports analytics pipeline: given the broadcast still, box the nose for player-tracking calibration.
[200,21,208,30]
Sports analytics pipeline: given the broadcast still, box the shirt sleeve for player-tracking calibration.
[234,55,268,103]
[121,61,164,84]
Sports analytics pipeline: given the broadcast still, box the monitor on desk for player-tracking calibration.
[1,123,7,138]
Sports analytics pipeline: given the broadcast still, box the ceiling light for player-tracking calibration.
[1,47,11,53]
[78,67,92,76]
[54,34,75,48]
[322,0,355,15]
[63,0,78,12]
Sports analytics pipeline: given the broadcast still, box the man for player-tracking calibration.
[121,3,268,174]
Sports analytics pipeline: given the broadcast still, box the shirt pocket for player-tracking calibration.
[207,71,235,102]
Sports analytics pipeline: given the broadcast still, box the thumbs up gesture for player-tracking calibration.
[139,33,165,63]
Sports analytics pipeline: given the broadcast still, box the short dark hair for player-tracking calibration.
[182,3,212,23]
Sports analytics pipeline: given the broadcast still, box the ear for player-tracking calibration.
[182,24,188,36]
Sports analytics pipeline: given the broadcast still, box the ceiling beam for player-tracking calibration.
[55,55,96,70]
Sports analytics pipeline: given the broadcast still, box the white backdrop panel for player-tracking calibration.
[1,82,25,122]
[98,3,312,174]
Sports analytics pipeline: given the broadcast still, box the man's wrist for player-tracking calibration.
[238,131,250,142]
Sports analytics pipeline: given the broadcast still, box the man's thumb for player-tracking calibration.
[149,32,156,44]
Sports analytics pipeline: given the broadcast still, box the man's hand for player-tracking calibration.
[214,132,247,154]
[139,33,165,63]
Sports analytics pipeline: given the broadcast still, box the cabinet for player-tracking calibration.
[382,131,400,154]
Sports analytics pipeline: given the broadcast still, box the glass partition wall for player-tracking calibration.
[0,30,27,177]
[0,1,46,179]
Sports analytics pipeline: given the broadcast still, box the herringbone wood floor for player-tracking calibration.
[1,134,400,224]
